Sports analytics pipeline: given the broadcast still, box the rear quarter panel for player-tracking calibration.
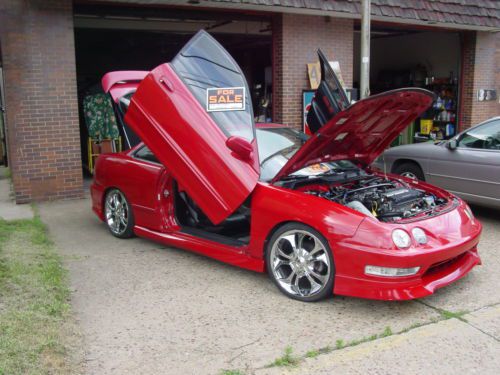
[92,153,164,231]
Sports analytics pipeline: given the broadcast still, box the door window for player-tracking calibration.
[306,50,350,133]
[458,120,500,150]
[171,32,255,141]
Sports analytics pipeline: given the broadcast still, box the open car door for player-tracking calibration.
[125,31,259,225]
[307,50,350,134]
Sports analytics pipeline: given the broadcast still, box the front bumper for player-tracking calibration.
[332,203,482,300]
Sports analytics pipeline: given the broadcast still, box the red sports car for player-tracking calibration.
[91,31,481,302]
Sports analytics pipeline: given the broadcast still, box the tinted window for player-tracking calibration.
[135,145,159,164]
[319,50,349,112]
[459,120,500,150]
[171,31,254,141]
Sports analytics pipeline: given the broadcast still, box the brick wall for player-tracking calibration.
[460,31,500,131]
[470,31,500,126]
[458,32,476,132]
[273,14,354,130]
[0,0,83,203]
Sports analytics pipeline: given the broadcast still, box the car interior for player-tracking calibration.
[173,182,252,246]
[132,145,252,245]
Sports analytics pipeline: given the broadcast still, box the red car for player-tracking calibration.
[91,31,481,302]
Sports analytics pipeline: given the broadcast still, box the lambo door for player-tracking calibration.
[306,50,350,134]
[125,31,260,225]
[426,119,500,206]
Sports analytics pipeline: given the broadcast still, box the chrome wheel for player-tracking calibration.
[105,190,129,236]
[401,171,417,179]
[270,230,331,298]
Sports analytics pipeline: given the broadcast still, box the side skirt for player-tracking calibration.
[133,225,265,273]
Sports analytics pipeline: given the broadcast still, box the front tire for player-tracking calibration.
[393,162,425,181]
[104,189,135,238]
[266,223,335,302]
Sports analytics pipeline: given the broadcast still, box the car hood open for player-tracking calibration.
[271,88,435,183]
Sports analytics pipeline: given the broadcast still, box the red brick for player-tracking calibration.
[0,0,83,203]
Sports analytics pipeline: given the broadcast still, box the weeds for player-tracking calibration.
[268,346,300,367]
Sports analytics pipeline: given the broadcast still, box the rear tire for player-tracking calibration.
[266,223,335,302]
[104,189,135,239]
[393,162,425,181]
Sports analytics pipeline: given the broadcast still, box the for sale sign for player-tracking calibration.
[206,87,245,112]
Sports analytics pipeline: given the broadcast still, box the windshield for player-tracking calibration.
[257,127,308,181]
[171,31,255,141]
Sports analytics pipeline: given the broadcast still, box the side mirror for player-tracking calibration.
[447,139,458,150]
[226,136,253,160]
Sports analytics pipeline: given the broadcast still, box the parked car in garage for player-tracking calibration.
[91,30,481,302]
[373,117,500,209]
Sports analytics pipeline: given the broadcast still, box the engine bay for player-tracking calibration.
[280,164,449,223]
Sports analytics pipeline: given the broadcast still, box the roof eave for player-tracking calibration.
[179,1,500,32]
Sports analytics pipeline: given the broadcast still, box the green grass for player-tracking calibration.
[267,346,300,367]
[219,370,245,375]
[0,216,74,374]
[439,309,469,322]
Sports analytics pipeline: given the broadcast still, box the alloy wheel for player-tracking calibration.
[270,230,331,298]
[105,190,129,236]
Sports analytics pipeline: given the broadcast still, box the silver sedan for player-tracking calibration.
[373,116,500,208]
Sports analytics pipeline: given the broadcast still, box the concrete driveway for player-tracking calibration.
[39,199,500,375]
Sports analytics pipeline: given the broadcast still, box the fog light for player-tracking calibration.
[365,265,420,277]
[392,229,411,249]
[412,227,428,244]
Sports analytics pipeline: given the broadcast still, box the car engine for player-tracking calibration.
[296,176,448,222]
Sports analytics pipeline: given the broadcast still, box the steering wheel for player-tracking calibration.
[484,136,500,150]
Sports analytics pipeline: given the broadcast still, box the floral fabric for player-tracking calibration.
[83,93,119,141]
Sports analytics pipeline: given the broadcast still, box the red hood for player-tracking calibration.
[272,88,435,182]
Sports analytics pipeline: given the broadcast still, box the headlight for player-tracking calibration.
[392,229,411,249]
[464,205,474,221]
[411,227,428,245]
[365,265,420,277]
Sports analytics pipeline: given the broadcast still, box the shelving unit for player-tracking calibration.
[416,79,458,142]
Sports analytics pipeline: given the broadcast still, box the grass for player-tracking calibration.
[219,370,245,375]
[439,309,469,322]
[0,216,75,374]
[265,326,394,369]
[267,346,300,367]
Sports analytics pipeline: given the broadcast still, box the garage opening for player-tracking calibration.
[353,24,462,146]
[73,4,272,175]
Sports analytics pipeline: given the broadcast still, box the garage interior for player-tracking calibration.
[73,4,272,174]
[353,24,461,145]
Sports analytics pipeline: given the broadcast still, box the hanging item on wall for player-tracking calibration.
[477,89,497,102]
[307,62,321,89]
[302,90,315,135]
[329,61,345,89]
